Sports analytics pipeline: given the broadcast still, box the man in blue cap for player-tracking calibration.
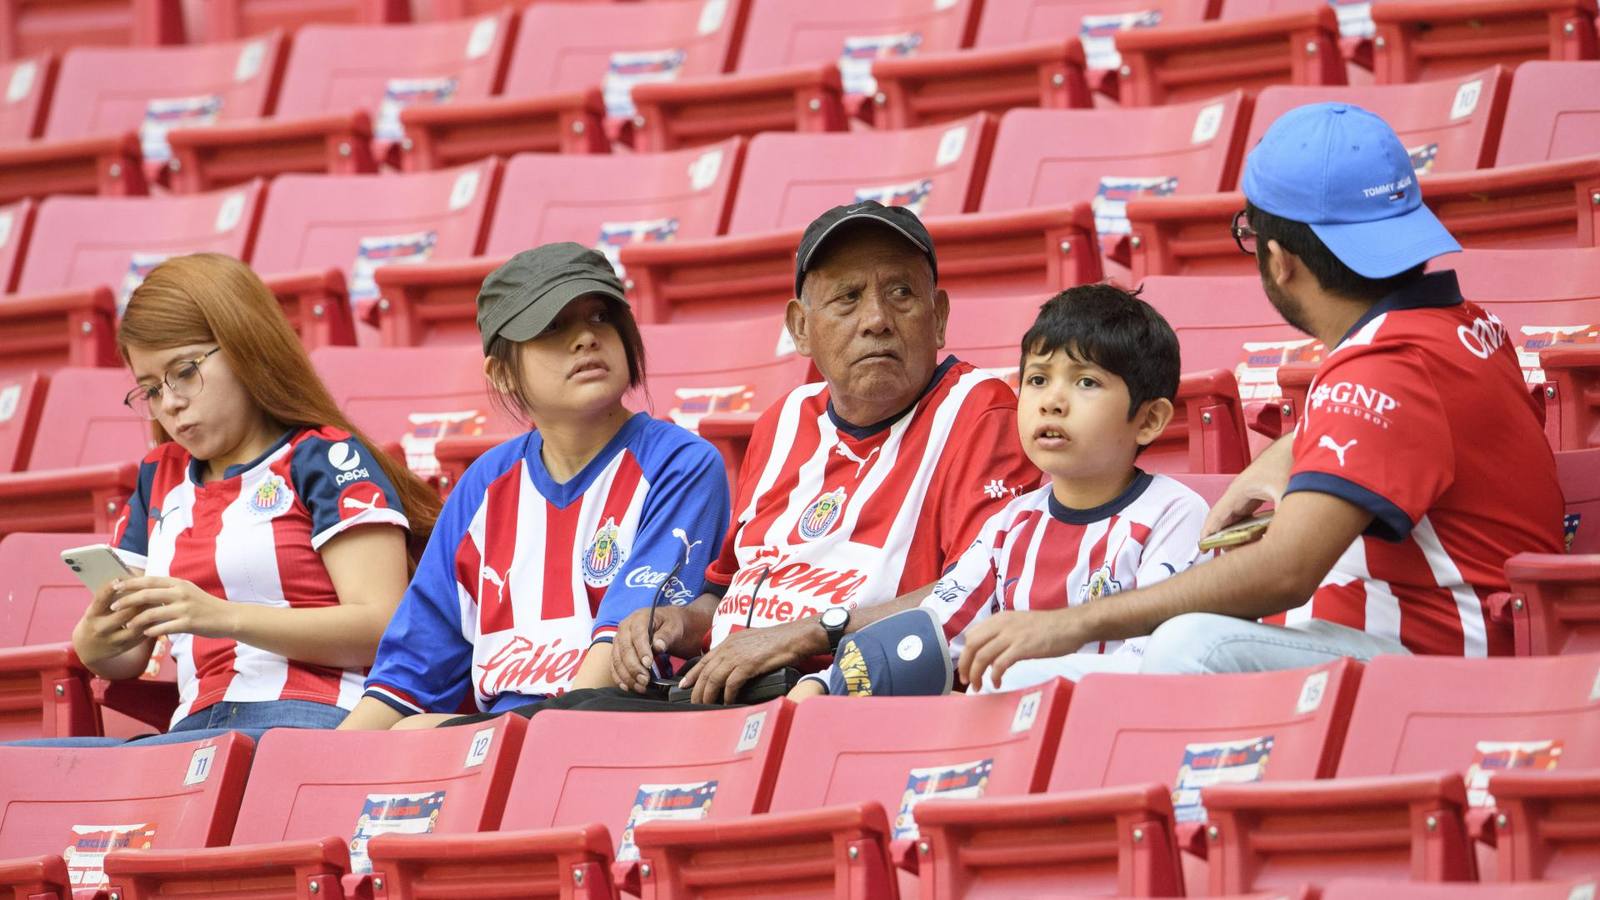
[957,103,1565,689]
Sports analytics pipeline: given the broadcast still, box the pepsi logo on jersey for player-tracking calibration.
[327,441,373,486]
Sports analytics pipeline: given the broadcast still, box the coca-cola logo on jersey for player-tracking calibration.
[475,635,586,699]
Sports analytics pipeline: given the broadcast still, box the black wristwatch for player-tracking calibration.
[820,606,851,654]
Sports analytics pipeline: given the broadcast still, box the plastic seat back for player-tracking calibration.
[1559,447,1600,555]
[487,141,743,261]
[1450,247,1600,390]
[0,531,103,650]
[503,700,792,844]
[1334,653,1600,782]
[0,734,253,882]
[272,13,515,123]
[0,0,184,62]
[633,315,813,432]
[0,368,44,472]
[202,0,411,42]
[1322,879,1600,900]
[0,198,33,293]
[252,160,500,310]
[16,183,264,298]
[1137,274,1313,402]
[973,0,1217,61]
[510,0,748,119]
[23,367,153,472]
[1249,67,1512,176]
[0,56,53,141]
[228,717,527,846]
[767,682,1072,832]
[727,114,995,235]
[42,36,285,163]
[1498,61,1600,166]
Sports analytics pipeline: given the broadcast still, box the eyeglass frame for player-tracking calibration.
[1231,208,1258,256]
[123,346,223,420]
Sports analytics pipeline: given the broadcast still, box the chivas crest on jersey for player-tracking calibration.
[799,487,847,541]
[582,517,627,586]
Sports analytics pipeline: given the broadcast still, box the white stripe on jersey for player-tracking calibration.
[741,382,828,523]
[874,369,989,570]
[148,479,199,723]
[764,408,841,548]
[218,459,292,706]
[1412,515,1489,657]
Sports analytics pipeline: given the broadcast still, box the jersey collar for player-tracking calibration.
[1336,269,1463,347]
[1047,469,1154,525]
[826,355,958,441]
[188,427,298,485]
[525,411,647,507]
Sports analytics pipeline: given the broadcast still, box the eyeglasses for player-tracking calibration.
[1231,209,1258,256]
[123,347,222,420]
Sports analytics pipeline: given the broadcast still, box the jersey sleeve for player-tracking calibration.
[596,439,732,642]
[289,433,410,551]
[1284,345,1454,542]
[932,402,1041,570]
[1133,488,1209,589]
[362,479,477,716]
[110,458,159,569]
[922,504,1009,663]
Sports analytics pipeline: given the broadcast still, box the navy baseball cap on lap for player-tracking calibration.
[825,607,953,697]
[1242,102,1460,278]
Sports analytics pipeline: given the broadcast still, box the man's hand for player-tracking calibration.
[1202,435,1293,536]
[681,619,824,705]
[959,608,1090,692]
[612,599,711,693]
[111,576,238,639]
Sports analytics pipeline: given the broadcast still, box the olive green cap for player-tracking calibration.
[475,242,628,354]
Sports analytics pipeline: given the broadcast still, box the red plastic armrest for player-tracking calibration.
[1539,345,1600,451]
[260,268,356,349]
[921,203,1104,292]
[1486,770,1600,882]
[621,229,801,322]
[365,825,615,900]
[0,641,80,675]
[399,88,607,168]
[166,112,375,193]
[105,836,349,898]
[0,285,119,368]
[1173,369,1251,474]
[0,853,72,899]
[631,64,846,152]
[1115,7,1343,105]
[0,461,140,533]
[372,256,504,347]
[870,40,1090,128]
[0,133,147,202]
[1373,0,1593,21]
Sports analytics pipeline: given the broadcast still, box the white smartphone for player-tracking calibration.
[60,543,137,594]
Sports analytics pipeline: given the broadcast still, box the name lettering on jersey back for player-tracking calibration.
[476,636,585,699]
[1457,313,1510,360]
[1309,381,1399,428]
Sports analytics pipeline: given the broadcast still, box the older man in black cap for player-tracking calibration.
[612,201,1039,703]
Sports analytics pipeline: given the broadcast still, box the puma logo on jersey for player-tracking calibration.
[1318,435,1357,467]
[834,443,880,477]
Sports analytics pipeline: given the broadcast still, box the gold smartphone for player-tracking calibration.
[1197,513,1273,552]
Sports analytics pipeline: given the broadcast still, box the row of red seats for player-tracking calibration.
[2,0,1597,207]
[1,654,1598,898]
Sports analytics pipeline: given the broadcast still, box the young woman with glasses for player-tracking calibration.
[56,252,442,745]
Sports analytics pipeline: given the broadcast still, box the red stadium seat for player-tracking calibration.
[1498,61,1600,166]
[200,0,411,42]
[630,0,984,151]
[106,719,527,899]
[166,12,515,194]
[945,290,1253,473]
[1247,67,1512,175]
[0,369,43,472]
[376,140,744,347]
[982,93,1252,275]
[0,35,286,205]
[632,682,1071,899]
[251,159,502,348]
[0,368,154,538]
[364,701,792,899]
[0,198,34,294]
[1489,771,1600,883]
[0,0,183,63]
[871,0,1223,127]
[1114,0,1347,107]
[401,0,750,167]
[0,183,264,380]
[1321,879,1599,899]
[309,344,520,486]
[912,661,1359,898]
[0,531,105,740]
[0,55,53,142]
[1202,653,1600,893]
[0,733,253,899]
[1371,0,1598,85]
[621,114,1106,324]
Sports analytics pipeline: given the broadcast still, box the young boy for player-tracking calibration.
[791,283,1209,699]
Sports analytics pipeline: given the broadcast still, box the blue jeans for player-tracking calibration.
[6,699,348,748]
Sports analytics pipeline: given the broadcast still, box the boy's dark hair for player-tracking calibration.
[1020,283,1181,419]
[1246,201,1425,302]
[485,295,647,423]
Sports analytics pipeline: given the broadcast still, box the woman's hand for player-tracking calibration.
[111,576,239,639]
[73,579,151,663]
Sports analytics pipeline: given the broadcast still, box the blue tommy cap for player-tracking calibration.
[1241,102,1460,278]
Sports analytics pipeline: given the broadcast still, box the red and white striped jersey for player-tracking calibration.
[112,427,411,726]
[706,357,1040,646]
[928,473,1208,662]
[1281,271,1564,656]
